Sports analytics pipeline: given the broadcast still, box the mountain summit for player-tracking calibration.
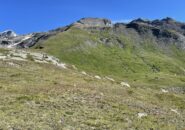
[0,30,17,38]
[73,18,112,27]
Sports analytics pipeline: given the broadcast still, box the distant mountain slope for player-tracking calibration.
[1,17,184,82]
[28,18,185,83]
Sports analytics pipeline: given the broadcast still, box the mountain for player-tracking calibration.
[1,17,185,77]
[0,17,185,129]
[1,17,185,50]
[30,17,185,77]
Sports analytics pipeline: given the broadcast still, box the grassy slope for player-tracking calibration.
[1,27,185,129]
[0,49,185,130]
[35,27,185,87]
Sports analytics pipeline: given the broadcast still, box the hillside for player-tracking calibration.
[0,17,185,129]
[34,18,185,85]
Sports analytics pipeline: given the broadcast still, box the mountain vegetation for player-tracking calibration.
[0,17,185,129]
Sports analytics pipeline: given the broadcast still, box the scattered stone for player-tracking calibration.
[170,109,180,115]
[105,76,115,82]
[121,82,130,88]
[11,57,26,61]
[95,75,101,80]
[0,49,67,69]
[10,51,27,59]
[7,62,20,67]
[0,55,7,59]
[100,92,104,96]
[81,71,87,75]
[138,112,148,118]
[56,63,67,69]
[161,89,168,93]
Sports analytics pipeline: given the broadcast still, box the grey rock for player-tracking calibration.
[0,30,63,48]
[0,30,17,39]
[0,32,49,48]
[76,17,112,27]
[71,18,112,30]
[120,17,185,49]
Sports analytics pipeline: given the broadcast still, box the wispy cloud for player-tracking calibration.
[112,19,132,24]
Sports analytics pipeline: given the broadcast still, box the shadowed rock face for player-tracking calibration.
[0,30,17,38]
[124,18,185,49]
[0,31,50,48]
[0,27,68,48]
[1,17,185,50]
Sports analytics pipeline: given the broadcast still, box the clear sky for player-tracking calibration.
[0,0,185,34]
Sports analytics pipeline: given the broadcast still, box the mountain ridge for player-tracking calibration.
[1,17,185,50]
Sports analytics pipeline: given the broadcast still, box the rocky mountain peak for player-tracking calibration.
[129,17,177,26]
[0,30,17,39]
[0,30,51,48]
[161,17,176,23]
[131,18,151,24]
[74,17,112,27]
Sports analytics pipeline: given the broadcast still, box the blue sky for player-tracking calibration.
[0,0,185,34]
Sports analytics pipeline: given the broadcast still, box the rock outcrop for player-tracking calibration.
[0,31,50,48]
[114,17,185,49]
[0,29,66,48]
[0,30,17,38]
[72,18,112,28]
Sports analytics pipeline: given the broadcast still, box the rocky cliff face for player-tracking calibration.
[0,30,17,38]
[127,18,185,37]
[1,17,185,50]
[0,30,50,48]
[114,17,185,49]
[0,28,68,48]
[73,18,112,28]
